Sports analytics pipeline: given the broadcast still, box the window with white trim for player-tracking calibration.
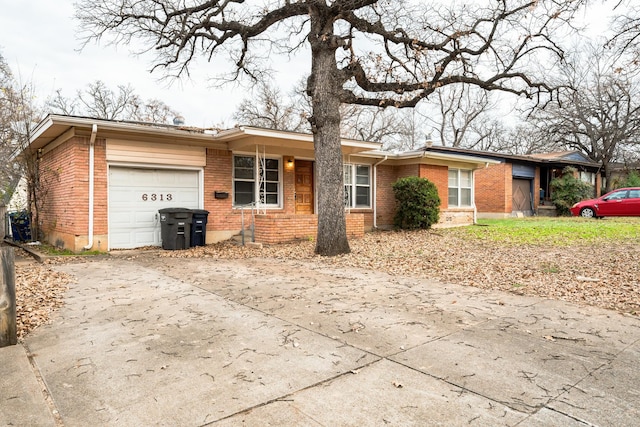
[448,168,473,207]
[233,155,280,206]
[344,164,371,208]
[580,171,596,186]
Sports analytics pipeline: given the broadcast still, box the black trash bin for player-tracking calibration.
[8,211,32,242]
[190,209,209,247]
[158,208,193,250]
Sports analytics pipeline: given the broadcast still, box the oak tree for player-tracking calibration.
[532,42,640,191]
[76,0,583,255]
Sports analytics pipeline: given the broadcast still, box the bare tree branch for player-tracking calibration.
[74,0,588,255]
[47,80,180,123]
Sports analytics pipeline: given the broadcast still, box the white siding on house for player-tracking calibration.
[106,140,206,167]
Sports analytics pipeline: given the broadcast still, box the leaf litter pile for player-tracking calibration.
[161,229,640,316]
[12,249,74,340]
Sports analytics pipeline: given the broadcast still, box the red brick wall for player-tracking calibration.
[283,156,296,214]
[375,163,450,227]
[375,164,397,228]
[38,136,108,251]
[475,163,511,214]
[419,164,449,209]
[396,164,420,179]
[204,149,238,231]
[93,139,108,237]
[254,213,364,244]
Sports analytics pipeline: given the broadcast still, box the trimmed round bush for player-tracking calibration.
[393,176,441,229]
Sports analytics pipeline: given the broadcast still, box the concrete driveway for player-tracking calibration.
[2,253,639,426]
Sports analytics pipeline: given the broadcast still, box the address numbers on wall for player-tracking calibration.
[141,193,173,201]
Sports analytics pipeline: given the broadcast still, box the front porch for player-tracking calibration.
[253,213,366,244]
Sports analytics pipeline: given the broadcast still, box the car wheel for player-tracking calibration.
[580,207,595,218]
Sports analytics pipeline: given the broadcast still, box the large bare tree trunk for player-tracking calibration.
[0,247,17,347]
[308,9,350,256]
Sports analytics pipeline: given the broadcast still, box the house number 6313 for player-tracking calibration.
[141,193,173,201]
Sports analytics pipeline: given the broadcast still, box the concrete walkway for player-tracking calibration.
[1,255,639,426]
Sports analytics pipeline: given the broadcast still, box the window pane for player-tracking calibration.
[461,188,472,206]
[356,165,370,177]
[264,182,278,193]
[355,186,370,207]
[448,170,458,187]
[234,181,254,205]
[265,170,279,182]
[235,168,254,179]
[234,156,254,168]
[448,188,458,206]
[234,156,254,179]
[356,175,369,185]
[460,170,472,187]
[265,194,278,204]
[264,159,279,169]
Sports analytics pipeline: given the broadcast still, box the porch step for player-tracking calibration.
[537,205,557,217]
[230,229,255,245]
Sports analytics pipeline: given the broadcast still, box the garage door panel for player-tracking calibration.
[109,212,133,226]
[109,167,200,249]
[134,211,158,227]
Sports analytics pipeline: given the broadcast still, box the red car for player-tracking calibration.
[570,187,640,218]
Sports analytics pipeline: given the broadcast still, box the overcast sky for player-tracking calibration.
[0,0,310,128]
[0,1,617,130]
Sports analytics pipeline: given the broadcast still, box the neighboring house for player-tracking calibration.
[26,115,499,252]
[6,176,28,212]
[423,146,601,218]
[608,161,640,189]
[1,175,27,239]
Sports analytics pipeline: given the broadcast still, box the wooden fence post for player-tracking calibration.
[0,247,17,347]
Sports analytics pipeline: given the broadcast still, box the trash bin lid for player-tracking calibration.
[158,208,193,214]
[191,209,209,215]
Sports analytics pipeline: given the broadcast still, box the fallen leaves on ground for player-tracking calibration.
[12,250,74,340]
[12,227,639,340]
[160,229,640,316]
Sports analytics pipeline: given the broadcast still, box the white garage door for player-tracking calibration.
[109,167,200,249]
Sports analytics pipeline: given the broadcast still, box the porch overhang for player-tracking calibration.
[358,149,502,169]
[214,126,382,155]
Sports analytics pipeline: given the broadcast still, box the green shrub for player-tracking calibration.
[393,176,441,229]
[550,166,594,216]
[619,170,640,188]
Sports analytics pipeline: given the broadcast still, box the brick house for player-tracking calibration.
[423,146,602,218]
[27,115,498,252]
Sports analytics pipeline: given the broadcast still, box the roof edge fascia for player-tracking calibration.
[214,126,382,150]
[31,115,219,144]
[358,150,502,165]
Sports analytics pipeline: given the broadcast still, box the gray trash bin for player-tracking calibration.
[158,208,193,250]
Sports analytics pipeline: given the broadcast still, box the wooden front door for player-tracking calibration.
[295,160,314,214]
[512,178,532,212]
